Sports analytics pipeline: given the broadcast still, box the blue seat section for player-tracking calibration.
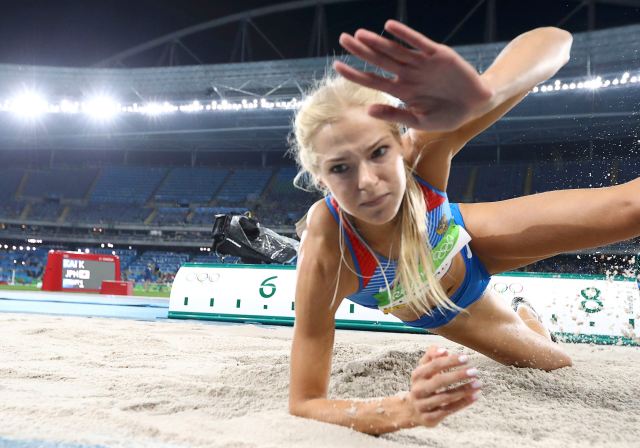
[90,167,167,204]
[447,165,473,203]
[617,158,639,183]
[0,169,24,202]
[0,201,25,219]
[215,168,272,203]
[0,248,247,285]
[531,160,614,193]
[473,164,527,202]
[260,167,319,226]
[22,168,98,200]
[91,248,138,272]
[27,202,65,221]
[154,207,190,225]
[154,168,229,204]
[66,204,152,224]
[191,206,248,225]
[0,169,26,220]
[125,251,190,282]
[0,248,48,284]
[267,167,311,200]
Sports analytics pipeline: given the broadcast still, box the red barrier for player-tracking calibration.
[100,280,133,296]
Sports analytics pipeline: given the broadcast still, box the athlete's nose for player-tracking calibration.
[357,162,378,191]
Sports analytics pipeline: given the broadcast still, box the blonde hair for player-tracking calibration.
[290,75,459,316]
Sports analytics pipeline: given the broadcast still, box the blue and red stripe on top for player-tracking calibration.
[324,175,452,302]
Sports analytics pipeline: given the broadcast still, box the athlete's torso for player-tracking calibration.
[324,176,468,320]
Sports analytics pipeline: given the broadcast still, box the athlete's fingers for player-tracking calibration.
[418,393,478,427]
[419,345,448,364]
[412,381,481,413]
[333,60,395,93]
[411,353,469,382]
[353,28,417,65]
[339,32,403,74]
[411,366,478,400]
[367,104,419,128]
[383,20,440,56]
[428,366,478,393]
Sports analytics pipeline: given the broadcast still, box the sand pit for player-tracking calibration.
[0,313,638,447]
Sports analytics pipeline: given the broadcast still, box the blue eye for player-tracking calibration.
[372,146,388,158]
[330,164,348,174]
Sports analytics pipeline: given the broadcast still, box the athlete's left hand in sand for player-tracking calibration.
[334,20,494,132]
[408,345,481,427]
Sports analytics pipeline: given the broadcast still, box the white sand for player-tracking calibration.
[1,313,639,448]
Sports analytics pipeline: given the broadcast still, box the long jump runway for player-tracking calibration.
[1,290,639,448]
[0,290,169,321]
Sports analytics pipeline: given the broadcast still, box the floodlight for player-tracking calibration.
[82,96,121,121]
[8,90,48,119]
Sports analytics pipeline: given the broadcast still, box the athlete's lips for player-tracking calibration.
[360,193,390,207]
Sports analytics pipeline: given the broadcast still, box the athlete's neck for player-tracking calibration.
[348,213,401,259]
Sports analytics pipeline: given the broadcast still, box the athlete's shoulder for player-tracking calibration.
[302,198,340,249]
[296,199,358,303]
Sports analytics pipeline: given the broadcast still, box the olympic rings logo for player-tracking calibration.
[492,282,524,294]
[186,271,221,283]
[432,234,455,261]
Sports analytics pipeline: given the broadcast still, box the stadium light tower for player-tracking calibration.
[7,89,48,119]
[82,95,121,122]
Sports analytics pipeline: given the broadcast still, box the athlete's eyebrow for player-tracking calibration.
[323,136,388,164]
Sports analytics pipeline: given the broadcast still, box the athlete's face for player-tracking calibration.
[312,107,407,226]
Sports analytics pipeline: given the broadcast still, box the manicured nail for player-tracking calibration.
[471,391,481,401]
[437,348,447,355]
[466,368,478,377]
[471,380,482,389]
[458,355,468,364]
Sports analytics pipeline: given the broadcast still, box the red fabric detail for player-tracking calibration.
[419,183,446,211]
[329,197,377,288]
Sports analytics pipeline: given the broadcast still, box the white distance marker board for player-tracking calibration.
[169,264,640,345]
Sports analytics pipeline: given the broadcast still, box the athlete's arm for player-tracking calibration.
[409,27,572,190]
[289,204,479,435]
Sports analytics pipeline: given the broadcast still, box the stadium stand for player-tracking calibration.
[531,160,614,193]
[65,203,152,224]
[26,202,64,222]
[0,169,24,201]
[90,167,167,204]
[617,157,640,184]
[266,167,310,201]
[153,207,190,225]
[472,163,528,202]
[21,168,98,200]
[126,250,190,282]
[154,167,229,204]
[190,206,248,225]
[446,165,473,203]
[0,247,48,284]
[215,168,272,203]
[0,201,25,220]
[0,169,26,219]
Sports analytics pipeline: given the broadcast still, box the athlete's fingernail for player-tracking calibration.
[437,348,447,355]
[471,380,482,389]
[458,355,468,364]
[471,391,481,401]
[466,368,478,377]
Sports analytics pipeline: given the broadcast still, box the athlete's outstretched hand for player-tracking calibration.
[407,345,481,427]
[335,20,494,132]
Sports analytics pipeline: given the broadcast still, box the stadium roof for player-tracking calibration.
[0,2,638,153]
[0,0,638,68]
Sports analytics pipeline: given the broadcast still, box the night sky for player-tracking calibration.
[0,0,638,67]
